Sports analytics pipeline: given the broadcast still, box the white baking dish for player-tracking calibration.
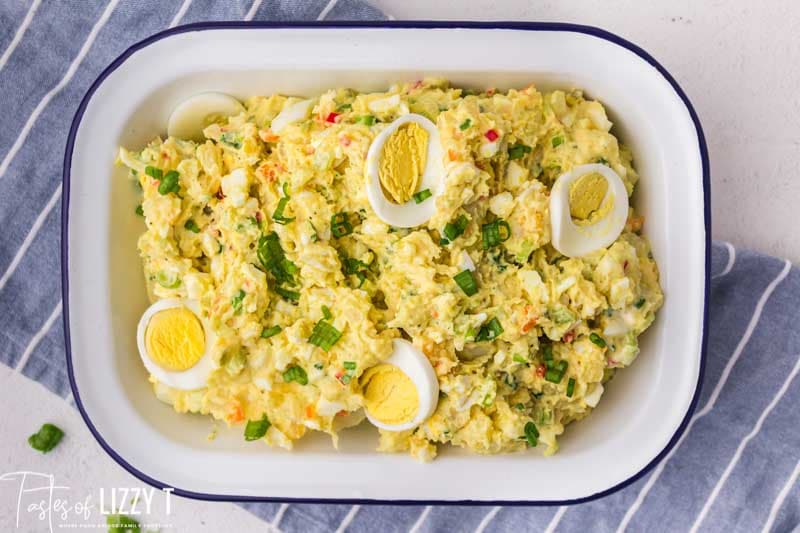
[63,22,709,504]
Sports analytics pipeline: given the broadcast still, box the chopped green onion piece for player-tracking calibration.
[513,354,528,364]
[551,136,564,148]
[231,289,246,315]
[337,103,352,111]
[343,361,357,370]
[459,118,472,131]
[309,221,319,242]
[331,212,354,238]
[28,423,64,453]
[481,219,511,249]
[322,305,333,320]
[557,360,568,373]
[475,317,504,342]
[356,115,376,126]
[635,297,646,309]
[340,374,352,385]
[272,196,295,224]
[220,132,242,149]
[275,286,300,302]
[283,365,309,385]
[157,170,180,195]
[308,319,342,351]
[515,403,526,410]
[135,204,144,216]
[566,378,576,397]
[508,143,532,160]
[261,325,282,339]
[443,215,469,241]
[107,514,141,533]
[184,219,200,233]
[257,233,296,285]
[145,166,162,180]
[589,332,607,348]
[453,269,478,296]
[244,415,271,441]
[524,421,539,447]
[545,368,563,383]
[412,188,433,204]
[314,362,324,370]
[155,271,180,289]
[596,156,609,165]
[542,343,553,361]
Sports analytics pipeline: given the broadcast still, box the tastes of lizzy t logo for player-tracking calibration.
[0,471,174,532]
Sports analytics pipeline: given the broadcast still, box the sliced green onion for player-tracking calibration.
[524,421,539,447]
[453,269,478,296]
[545,368,563,383]
[566,377,576,397]
[155,271,181,289]
[308,320,342,351]
[145,165,162,180]
[184,219,200,233]
[459,118,472,131]
[589,332,607,348]
[557,360,568,373]
[272,196,295,224]
[28,423,64,453]
[336,103,352,111]
[135,204,144,217]
[635,297,646,309]
[481,219,511,249]
[340,374,352,385]
[508,143,532,160]
[331,212,354,238]
[542,343,553,361]
[220,132,242,149]
[412,188,432,204]
[551,136,564,148]
[515,403,526,410]
[314,362,324,370]
[356,115,376,126]
[475,317,504,342]
[257,233,296,285]
[343,361,357,371]
[275,286,300,302]
[309,221,319,242]
[513,354,528,364]
[231,289,246,315]
[283,365,308,385]
[443,214,469,242]
[158,170,180,195]
[596,156,609,165]
[261,325,282,339]
[322,305,333,320]
[244,415,271,441]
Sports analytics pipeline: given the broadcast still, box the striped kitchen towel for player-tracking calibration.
[0,1,798,532]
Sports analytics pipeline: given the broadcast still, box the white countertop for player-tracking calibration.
[2,2,797,531]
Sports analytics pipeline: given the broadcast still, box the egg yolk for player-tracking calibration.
[362,364,419,425]
[378,122,428,204]
[144,307,205,371]
[569,172,612,225]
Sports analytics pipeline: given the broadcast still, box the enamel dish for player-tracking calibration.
[63,22,708,504]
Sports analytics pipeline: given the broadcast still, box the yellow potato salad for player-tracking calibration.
[119,79,662,461]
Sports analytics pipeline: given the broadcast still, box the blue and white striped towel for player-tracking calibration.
[0,2,798,532]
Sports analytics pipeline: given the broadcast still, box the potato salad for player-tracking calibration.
[119,79,663,461]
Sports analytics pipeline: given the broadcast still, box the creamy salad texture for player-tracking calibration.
[119,79,663,461]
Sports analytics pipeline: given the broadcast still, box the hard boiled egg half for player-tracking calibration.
[360,339,439,432]
[365,114,445,228]
[167,92,244,142]
[136,298,217,390]
[550,163,629,258]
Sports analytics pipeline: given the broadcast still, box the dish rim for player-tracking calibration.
[61,20,711,506]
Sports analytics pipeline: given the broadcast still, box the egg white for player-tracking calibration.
[270,98,315,134]
[136,298,217,391]
[167,92,244,142]
[550,163,629,258]
[365,339,440,432]
[365,114,445,228]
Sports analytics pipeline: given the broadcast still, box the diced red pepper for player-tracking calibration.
[536,364,546,378]
[325,112,340,123]
[563,331,575,343]
[623,260,629,271]
[255,211,263,222]
[485,129,499,142]
[215,188,225,200]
